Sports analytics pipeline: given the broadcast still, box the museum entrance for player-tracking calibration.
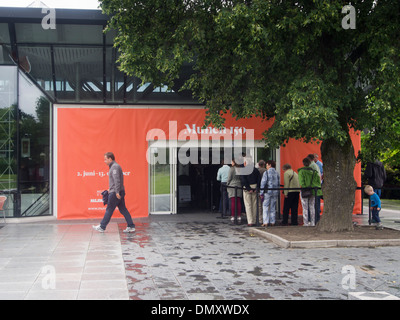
[176,151,222,214]
[148,142,276,215]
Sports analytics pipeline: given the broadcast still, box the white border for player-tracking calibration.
[53,105,58,218]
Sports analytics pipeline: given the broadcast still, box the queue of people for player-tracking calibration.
[218,153,323,227]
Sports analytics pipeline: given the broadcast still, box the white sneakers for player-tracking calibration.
[92,224,105,232]
[92,224,135,233]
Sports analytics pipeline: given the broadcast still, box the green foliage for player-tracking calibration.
[360,42,400,166]
[101,0,400,152]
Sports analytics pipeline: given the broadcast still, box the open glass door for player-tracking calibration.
[149,145,177,214]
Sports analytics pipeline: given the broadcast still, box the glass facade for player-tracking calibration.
[18,71,50,217]
[0,66,17,218]
[0,8,198,218]
[8,13,197,105]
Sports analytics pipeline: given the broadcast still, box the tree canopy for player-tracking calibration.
[101,0,400,231]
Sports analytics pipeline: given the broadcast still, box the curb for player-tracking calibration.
[249,227,400,249]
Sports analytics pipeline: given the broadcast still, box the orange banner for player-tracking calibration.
[56,107,361,220]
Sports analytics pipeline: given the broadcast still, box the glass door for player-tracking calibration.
[149,145,177,214]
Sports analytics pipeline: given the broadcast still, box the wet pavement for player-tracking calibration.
[1,210,400,300]
[120,213,400,300]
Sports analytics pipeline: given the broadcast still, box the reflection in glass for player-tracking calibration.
[149,147,171,213]
[0,23,13,65]
[17,46,55,99]
[106,47,124,103]
[0,66,17,217]
[15,24,104,45]
[257,147,276,163]
[18,71,50,216]
[54,47,103,102]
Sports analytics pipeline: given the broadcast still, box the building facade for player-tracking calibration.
[0,7,361,220]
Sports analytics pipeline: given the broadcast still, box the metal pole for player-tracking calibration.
[368,196,371,225]
[256,187,260,226]
[361,186,364,215]
[221,183,225,218]
[234,186,238,223]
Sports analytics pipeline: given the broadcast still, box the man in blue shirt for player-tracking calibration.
[364,185,383,230]
[217,162,230,216]
[313,153,323,181]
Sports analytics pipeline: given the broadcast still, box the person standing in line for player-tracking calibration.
[298,157,322,226]
[260,160,280,227]
[227,159,243,224]
[93,152,136,233]
[313,153,324,182]
[282,163,300,226]
[240,157,261,227]
[257,160,267,178]
[307,153,322,223]
[257,160,267,224]
[217,161,230,216]
[364,160,387,198]
[307,154,321,178]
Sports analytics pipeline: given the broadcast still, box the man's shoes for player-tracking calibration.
[92,224,105,233]
[123,227,136,233]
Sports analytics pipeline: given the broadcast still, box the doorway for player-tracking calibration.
[177,160,220,213]
[148,142,277,215]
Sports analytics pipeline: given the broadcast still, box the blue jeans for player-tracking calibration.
[371,207,381,223]
[263,194,278,224]
[100,191,135,230]
[219,182,230,215]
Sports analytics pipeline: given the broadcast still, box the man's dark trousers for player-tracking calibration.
[100,191,135,230]
[282,192,299,225]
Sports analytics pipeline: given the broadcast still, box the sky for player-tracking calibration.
[0,0,101,9]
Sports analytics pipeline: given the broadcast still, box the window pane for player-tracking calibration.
[257,147,276,162]
[0,23,13,64]
[17,45,55,99]
[18,71,50,216]
[126,63,198,104]
[0,66,17,218]
[15,23,104,45]
[54,47,103,102]
[105,47,124,103]
[149,147,171,213]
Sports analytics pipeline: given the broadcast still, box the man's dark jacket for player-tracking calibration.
[364,161,386,189]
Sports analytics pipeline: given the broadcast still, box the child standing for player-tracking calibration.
[364,185,383,230]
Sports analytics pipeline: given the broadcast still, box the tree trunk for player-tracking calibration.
[317,134,356,232]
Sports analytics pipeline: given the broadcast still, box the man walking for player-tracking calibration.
[93,152,135,233]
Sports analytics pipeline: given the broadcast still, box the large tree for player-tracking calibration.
[101,0,400,232]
